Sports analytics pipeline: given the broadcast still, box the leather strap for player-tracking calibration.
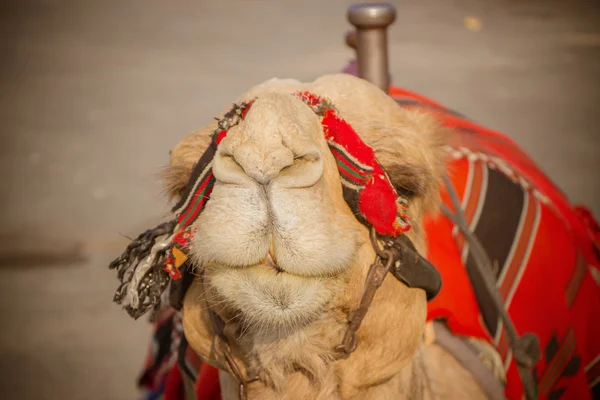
[441,175,540,400]
[334,240,394,358]
[388,234,442,301]
[432,321,506,400]
[334,227,441,358]
[199,271,259,400]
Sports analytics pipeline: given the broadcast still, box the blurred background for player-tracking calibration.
[1,0,599,399]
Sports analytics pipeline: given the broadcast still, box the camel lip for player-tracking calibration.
[261,252,284,273]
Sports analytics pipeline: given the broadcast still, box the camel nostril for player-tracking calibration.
[231,145,294,185]
[216,138,322,188]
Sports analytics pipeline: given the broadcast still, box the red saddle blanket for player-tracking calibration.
[138,85,600,400]
[394,86,600,399]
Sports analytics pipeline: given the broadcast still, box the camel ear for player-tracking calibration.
[162,123,216,201]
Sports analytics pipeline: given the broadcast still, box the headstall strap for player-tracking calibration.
[333,227,441,360]
[334,227,395,359]
[201,271,258,400]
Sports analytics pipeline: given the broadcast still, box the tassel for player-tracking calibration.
[109,220,176,319]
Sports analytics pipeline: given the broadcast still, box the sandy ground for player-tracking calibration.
[0,0,599,399]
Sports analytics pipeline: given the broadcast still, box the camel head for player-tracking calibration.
[111,74,448,397]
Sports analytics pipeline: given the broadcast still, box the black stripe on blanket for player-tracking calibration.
[464,167,525,336]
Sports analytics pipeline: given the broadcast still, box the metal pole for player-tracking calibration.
[345,31,357,50]
[347,3,396,93]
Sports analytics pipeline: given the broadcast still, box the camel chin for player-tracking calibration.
[206,264,338,334]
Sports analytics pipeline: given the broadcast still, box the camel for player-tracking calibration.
[112,73,600,400]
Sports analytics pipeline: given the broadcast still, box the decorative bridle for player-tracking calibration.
[109,92,441,399]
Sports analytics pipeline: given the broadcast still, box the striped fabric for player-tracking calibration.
[162,103,255,281]
[296,91,412,236]
[586,356,600,398]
